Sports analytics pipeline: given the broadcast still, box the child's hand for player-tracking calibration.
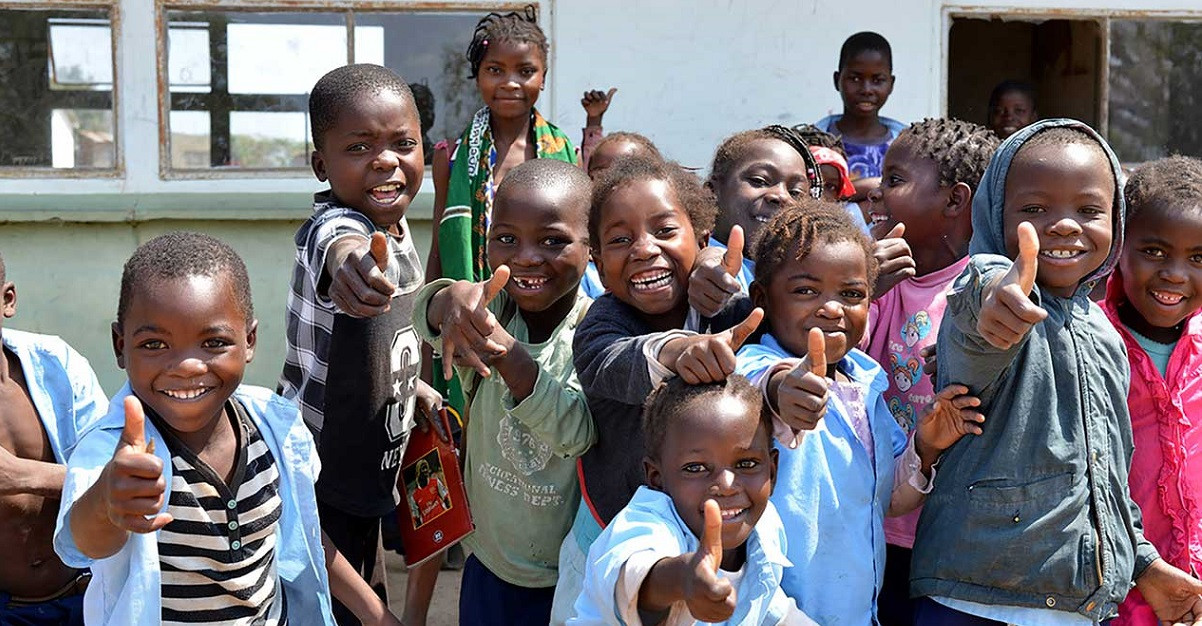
[689,225,745,317]
[978,222,1048,350]
[100,396,173,533]
[581,88,617,125]
[668,307,763,384]
[1135,558,1202,625]
[870,222,916,298]
[330,232,398,318]
[919,344,938,384]
[432,266,511,381]
[412,380,448,443]
[914,384,984,464]
[683,500,736,622]
[774,329,830,431]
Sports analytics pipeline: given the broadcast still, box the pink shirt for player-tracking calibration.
[861,257,968,548]
[1103,272,1202,626]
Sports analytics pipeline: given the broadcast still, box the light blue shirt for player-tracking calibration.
[707,236,755,293]
[571,486,795,625]
[736,334,907,625]
[2,328,109,462]
[54,383,335,626]
[581,262,606,299]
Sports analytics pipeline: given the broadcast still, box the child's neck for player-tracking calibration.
[719,542,747,572]
[636,298,690,333]
[0,343,13,384]
[1118,300,1186,345]
[913,237,968,278]
[520,289,578,344]
[489,109,533,146]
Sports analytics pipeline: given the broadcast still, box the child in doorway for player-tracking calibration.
[1103,156,1202,626]
[571,375,815,625]
[552,157,759,623]
[735,199,984,624]
[858,117,1000,625]
[55,232,400,625]
[816,31,906,204]
[414,159,596,625]
[279,63,441,625]
[911,119,1202,624]
[0,252,108,625]
[987,79,1038,140]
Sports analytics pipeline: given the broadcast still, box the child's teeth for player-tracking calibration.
[1152,291,1185,305]
[631,271,672,291]
[1042,249,1078,259]
[720,508,744,520]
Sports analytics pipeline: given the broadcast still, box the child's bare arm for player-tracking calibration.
[688,225,745,317]
[326,232,397,319]
[68,396,172,560]
[425,267,511,381]
[658,308,763,384]
[977,222,1047,349]
[321,532,402,626]
[0,447,65,497]
[639,501,735,622]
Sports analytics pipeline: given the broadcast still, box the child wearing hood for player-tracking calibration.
[911,118,1202,624]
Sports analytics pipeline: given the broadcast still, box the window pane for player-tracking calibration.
[1109,20,1202,162]
[166,10,345,169]
[352,12,485,164]
[0,8,115,170]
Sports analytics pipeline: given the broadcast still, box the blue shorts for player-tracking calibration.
[0,591,85,626]
[458,554,554,626]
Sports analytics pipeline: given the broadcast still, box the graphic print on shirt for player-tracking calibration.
[886,310,934,432]
[475,409,564,509]
[387,327,420,443]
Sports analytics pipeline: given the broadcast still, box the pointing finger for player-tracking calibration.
[723,226,745,277]
[807,327,827,377]
[369,232,389,272]
[481,265,511,307]
[726,308,763,351]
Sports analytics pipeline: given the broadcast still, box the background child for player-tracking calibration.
[279,63,440,625]
[987,79,1038,140]
[580,87,617,171]
[1103,156,1202,626]
[571,375,816,625]
[0,251,108,625]
[816,31,906,204]
[55,232,399,626]
[858,118,1000,625]
[555,157,756,623]
[912,119,1202,624]
[414,159,596,625]
[735,199,984,624]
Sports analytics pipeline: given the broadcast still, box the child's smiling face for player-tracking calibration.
[311,90,424,230]
[488,185,590,314]
[113,273,255,435]
[1002,142,1115,298]
[476,39,545,120]
[989,91,1037,139]
[1119,205,1202,341]
[711,138,811,248]
[752,239,871,364]
[595,178,700,322]
[645,392,777,569]
[835,50,894,119]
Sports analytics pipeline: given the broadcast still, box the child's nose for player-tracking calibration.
[630,234,661,259]
[373,149,401,171]
[1047,216,1083,237]
[172,355,208,377]
[866,185,883,204]
[817,299,844,318]
[1159,261,1188,284]
[512,246,542,267]
[710,469,736,493]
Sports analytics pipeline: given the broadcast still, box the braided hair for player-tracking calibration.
[1124,156,1202,220]
[897,118,1000,192]
[752,197,879,295]
[791,123,847,158]
[709,126,824,199]
[465,5,548,79]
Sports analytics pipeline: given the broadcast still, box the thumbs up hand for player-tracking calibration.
[870,222,916,299]
[772,328,830,432]
[665,308,764,384]
[689,226,746,317]
[101,396,173,533]
[683,500,737,623]
[428,266,511,380]
[329,232,400,318]
[978,222,1048,350]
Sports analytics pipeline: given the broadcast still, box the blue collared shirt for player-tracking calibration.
[737,334,907,625]
[706,236,756,294]
[2,328,108,462]
[54,383,335,626]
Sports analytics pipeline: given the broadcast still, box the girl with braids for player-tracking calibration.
[428,6,576,414]
[733,199,984,625]
[858,118,1000,625]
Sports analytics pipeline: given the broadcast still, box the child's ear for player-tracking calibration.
[944,182,973,218]
[245,318,258,364]
[310,150,328,182]
[1,282,15,319]
[111,321,126,370]
[643,456,663,491]
[832,70,842,92]
[749,279,767,309]
[769,447,779,493]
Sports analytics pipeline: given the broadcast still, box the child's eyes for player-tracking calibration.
[1019,205,1045,214]
[789,186,808,199]
[202,338,233,349]
[842,289,868,301]
[735,459,760,470]
[485,66,502,75]
[791,286,819,296]
[1190,253,1202,265]
[887,174,904,186]
[520,67,538,77]
[138,339,167,350]
[746,175,770,188]
[494,234,517,245]
[605,235,631,246]
[681,463,708,474]
[1140,246,1166,259]
[541,236,568,248]
[1078,206,1105,217]
[347,143,369,153]
[654,226,679,238]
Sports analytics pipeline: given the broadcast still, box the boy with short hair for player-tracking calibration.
[279,63,441,624]
[0,252,108,625]
[54,232,399,625]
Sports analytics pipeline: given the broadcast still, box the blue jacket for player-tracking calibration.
[912,119,1157,621]
[737,334,907,625]
[54,383,335,626]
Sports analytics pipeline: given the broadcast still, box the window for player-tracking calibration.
[946,13,1202,164]
[163,8,485,175]
[0,7,117,174]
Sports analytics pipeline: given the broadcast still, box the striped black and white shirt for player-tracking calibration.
[152,400,286,625]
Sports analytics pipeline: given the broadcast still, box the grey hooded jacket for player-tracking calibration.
[911,119,1158,621]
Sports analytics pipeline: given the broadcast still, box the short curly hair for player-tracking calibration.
[709,126,823,198]
[465,5,548,79]
[592,132,662,162]
[752,197,879,295]
[589,157,717,249]
[309,64,416,150]
[118,231,254,329]
[643,374,767,461]
[896,118,1000,193]
[1124,155,1202,220]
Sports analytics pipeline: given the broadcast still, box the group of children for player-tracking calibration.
[3,6,1202,626]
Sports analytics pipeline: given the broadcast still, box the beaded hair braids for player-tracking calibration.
[709,126,824,200]
[465,5,548,79]
[899,118,1000,193]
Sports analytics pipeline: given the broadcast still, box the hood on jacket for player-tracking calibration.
[969,118,1126,299]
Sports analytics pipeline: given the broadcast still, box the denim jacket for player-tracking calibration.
[912,119,1158,621]
[54,383,335,626]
